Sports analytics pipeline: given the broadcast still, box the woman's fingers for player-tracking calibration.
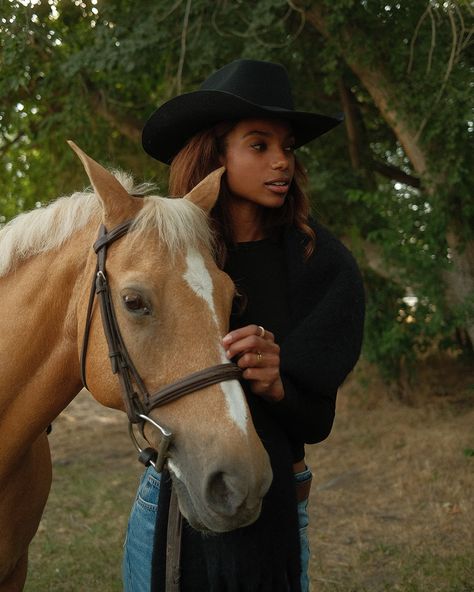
[234,351,279,369]
[224,334,279,361]
[242,365,280,384]
[222,324,284,402]
[223,324,275,347]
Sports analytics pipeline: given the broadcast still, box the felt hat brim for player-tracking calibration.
[142,90,343,164]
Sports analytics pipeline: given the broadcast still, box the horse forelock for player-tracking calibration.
[129,196,215,259]
[0,171,215,277]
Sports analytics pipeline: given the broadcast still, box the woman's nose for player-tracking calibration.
[271,157,289,170]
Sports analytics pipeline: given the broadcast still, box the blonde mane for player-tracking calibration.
[0,171,214,277]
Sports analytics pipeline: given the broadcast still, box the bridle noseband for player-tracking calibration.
[81,221,242,471]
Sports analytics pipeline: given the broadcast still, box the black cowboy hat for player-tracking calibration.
[142,59,343,164]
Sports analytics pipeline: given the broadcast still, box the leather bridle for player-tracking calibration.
[80,221,242,471]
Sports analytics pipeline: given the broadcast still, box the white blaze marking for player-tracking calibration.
[183,248,248,433]
[183,248,218,322]
[168,459,184,481]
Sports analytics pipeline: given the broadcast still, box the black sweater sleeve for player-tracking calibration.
[268,234,365,444]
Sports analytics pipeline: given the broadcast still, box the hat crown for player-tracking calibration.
[142,59,342,163]
[199,59,295,111]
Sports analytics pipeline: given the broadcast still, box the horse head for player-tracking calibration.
[69,142,272,533]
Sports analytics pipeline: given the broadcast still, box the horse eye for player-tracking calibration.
[123,294,151,315]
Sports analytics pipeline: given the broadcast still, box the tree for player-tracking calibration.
[1,0,473,380]
[300,0,474,369]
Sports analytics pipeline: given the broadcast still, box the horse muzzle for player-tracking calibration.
[168,456,272,533]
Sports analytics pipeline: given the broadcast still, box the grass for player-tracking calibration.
[308,360,474,592]
[24,361,474,591]
[24,398,142,591]
[25,461,139,591]
[312,550,474,592]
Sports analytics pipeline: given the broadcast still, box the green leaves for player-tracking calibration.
[1,0,472,376]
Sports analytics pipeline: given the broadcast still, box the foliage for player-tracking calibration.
[1,0,473,380]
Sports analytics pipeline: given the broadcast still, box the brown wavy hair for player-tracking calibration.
[168,122,315,264]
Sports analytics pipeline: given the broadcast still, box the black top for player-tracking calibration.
[225,237,291,344]
[225,236,302,458]
[224,221,365,462]
[272,221,364,453]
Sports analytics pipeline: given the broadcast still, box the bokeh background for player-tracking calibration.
[1,1,473,590]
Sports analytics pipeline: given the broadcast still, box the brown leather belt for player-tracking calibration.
[295,474,312,503]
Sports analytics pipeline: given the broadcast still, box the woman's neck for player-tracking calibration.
[228,200,266,242]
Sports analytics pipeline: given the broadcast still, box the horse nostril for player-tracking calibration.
[206,471,247,516]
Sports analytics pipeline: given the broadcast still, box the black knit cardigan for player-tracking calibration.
[270,219,365,456]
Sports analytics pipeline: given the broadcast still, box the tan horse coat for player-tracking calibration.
[0,145,271,590]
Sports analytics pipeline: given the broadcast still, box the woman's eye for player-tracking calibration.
[284,145,295,153]
[251,143,265,151]
[123,294,151,315]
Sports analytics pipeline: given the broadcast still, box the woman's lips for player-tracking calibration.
[264,180,290,195]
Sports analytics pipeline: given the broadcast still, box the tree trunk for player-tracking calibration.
[443,231,474,345]
[305,3,473,343]
[305,5,428,176]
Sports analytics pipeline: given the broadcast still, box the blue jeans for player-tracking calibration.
[295,466,312,592]
[123,466,313,592]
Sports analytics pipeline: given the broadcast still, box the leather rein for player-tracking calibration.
[80,221,242,471]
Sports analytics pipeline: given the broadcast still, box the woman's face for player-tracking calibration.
[220,118,296,209]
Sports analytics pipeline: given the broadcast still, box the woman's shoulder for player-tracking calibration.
[285,218,359,272]
[282,219,365,342]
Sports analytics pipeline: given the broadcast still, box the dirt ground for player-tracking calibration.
[25,359,473,591]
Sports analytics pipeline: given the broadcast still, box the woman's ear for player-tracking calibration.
[183,167,225,213]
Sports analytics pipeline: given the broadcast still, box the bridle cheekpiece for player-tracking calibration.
[80,221,242,471]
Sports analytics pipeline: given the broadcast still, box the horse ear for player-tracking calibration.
[183,167,225,212]
[68,140,136,224]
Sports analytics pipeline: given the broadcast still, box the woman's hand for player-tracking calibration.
[222,324,284,403]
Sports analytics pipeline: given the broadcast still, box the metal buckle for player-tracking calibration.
[128,413,172,472]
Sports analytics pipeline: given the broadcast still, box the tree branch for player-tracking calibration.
[0,132,26,158]
[407,4,431,74]
[176,0,192,95]
[427,5,436,75]
[341,234,404,286]
[415,4,460,142]
[372,161,421,188]
[337,79,363,170]
[336,80,420,188]
[87,85,142,144]
[304,4,429,176]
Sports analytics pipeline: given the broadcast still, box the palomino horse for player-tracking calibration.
[0,143,272,590]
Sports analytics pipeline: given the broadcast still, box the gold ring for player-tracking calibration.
[257,325,265,338]
[256,351,263,364]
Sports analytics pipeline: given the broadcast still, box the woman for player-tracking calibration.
[123,59,365,592]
